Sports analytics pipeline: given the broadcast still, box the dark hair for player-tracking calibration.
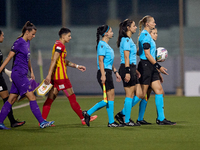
[117,19,133,48]
[96,25,109,50]
[18,21,37,39]
[0,29,2,36]
[59,27,71,38]
[149,27,157,34]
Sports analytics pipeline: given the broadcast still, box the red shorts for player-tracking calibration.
[52,79,72,91]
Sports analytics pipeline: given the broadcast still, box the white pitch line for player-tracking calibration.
[12,100,45,110]
[1,99,67,112]
[12,103,30,110]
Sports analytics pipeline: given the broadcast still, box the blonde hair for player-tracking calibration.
[137,15,152,45]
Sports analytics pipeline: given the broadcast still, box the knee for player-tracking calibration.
[28,94,36,101]
[8,98,15,105]
[137,92,144,99]
[107,89,115,100]
[107,94,114,101]
[154,87,163,95]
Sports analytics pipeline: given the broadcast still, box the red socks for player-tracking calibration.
[42,94,83,120]
[68,94,84,120]
[42,98,54,120]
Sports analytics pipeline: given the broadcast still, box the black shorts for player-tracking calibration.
[0,76,8,92]
[138,60,160,85]
[119,64,137,87]
[136,78,140,84]
[97,69,114,91]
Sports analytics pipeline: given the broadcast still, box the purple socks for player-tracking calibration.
[30,100,44,123]
[0,101,44,124]
[0,101,12,123]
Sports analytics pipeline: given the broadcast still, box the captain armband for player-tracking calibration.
[55,49,62,53]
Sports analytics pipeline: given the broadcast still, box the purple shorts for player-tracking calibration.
[10,70,30,96]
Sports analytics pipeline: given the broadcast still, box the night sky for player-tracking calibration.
[0,0,181,28]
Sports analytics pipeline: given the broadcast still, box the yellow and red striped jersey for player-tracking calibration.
[51,40,68,80]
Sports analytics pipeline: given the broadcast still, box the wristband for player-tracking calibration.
[114,71,118,74]
[76,65,79,69]
[125,67,130,74]
[154,63,161,69]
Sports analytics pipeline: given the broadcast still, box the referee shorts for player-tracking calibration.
[119,64,137,87]
[138,60,160,85]
[0,76,8,92]
[97,69,114,91]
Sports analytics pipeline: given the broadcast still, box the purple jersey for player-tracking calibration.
[11,37,30,74]
[10,37,31,96]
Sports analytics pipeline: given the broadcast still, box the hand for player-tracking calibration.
[9,77,12,82]
[101,74,106,84]
[157,59,165,62]
[136,70,141,79]
[115,72,121,82]
[31,72,35,80]
[4,68,12,82]
[124,73,130,83]
[159,67,168,75]
[44,74,51,85]
[78,65,86,72]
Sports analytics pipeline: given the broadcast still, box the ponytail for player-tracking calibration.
[18,21,37,39]
[117,19,133,48]
[137,15,152,45]
[96,25,109,51]
[96,28,100,50]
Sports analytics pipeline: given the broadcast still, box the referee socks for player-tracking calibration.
[106,101,115,124]
[124,97,132,123]
[137,99,147,121]
[155,94,165,121]
[132,95,141,107]
[121,95,141,116]
[87,100,107,116]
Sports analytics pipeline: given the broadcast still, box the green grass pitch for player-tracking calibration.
[0,96,200,150]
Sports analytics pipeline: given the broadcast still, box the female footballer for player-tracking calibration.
[0,21,54,129]
[82,25,123,127]
[42,27,97,126]
[136,28,164,125]
[137,15,175,125]
[114,19,141,126]
[0,29,25,128]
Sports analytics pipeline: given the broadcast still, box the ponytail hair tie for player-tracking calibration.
[102,26,110,37]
